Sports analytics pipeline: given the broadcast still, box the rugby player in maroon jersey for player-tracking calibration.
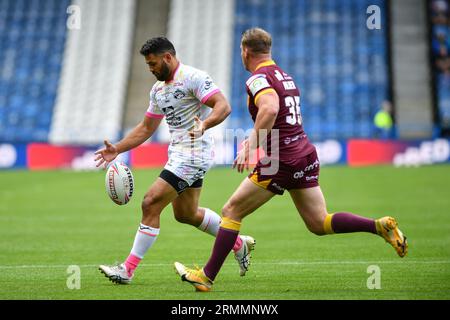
[175,28,408,292]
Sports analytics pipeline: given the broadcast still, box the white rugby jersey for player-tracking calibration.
[145,63,220,166]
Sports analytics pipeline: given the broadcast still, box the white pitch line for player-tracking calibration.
[265,260,450,266]
[0,260,449,270]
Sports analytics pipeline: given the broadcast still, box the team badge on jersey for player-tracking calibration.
[173,89,185,99]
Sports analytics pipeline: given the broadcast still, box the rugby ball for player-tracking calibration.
[105,162,134,205]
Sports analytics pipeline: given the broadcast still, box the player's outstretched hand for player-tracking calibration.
[233,140,250,173]
[189,116,205,138]
[94,140,119,168]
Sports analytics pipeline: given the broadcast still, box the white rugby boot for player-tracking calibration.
[99,263,133,284]
[234,235,256,276]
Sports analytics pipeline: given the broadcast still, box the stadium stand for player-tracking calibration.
[391,0,434,139]
[0,0,447,146]
[49,0,136,145]
[122,0,170,137]
[167,0,234,99]
[165,0,235,145]
[437,74,450,132]
[429,0,450,135]
[0,0,70,142]
[231,0,390,140]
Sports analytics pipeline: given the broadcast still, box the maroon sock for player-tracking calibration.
[203,227,239,281]
[331,212,377,234]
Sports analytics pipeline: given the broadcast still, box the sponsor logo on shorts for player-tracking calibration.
[293,171,304,179]
[306,175,318,182]
[192,168,206,181]
[178,180,188,190]
[304,159,320,172]
[271,182,285,192]
[293,159,320,179]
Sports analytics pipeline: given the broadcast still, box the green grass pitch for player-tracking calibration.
[1,165,450,300]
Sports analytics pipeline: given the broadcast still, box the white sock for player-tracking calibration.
[130,223,160,259]
[197,207,221,237]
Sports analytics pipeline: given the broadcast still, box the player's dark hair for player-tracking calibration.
[140,37,176,56]
[241,27,272,54]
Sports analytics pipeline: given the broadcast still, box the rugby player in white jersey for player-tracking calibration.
[94,37,255,284]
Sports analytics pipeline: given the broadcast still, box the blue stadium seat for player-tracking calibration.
[0,0,70,142]
[233,0,389,139]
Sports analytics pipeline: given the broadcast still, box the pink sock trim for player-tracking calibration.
[124,254,141,276]
[232,236,243,252]
[138,230,158,237]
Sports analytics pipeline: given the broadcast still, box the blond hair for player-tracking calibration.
[241,27,272,54]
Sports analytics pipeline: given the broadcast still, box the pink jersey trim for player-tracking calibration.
[145,112,164,119]
[201,89,220,104]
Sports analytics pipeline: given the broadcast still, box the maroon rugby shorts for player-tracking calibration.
[248,150,320,195]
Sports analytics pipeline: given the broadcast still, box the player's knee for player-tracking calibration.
[221,202,235,219]
[222,203,244,221]
[174,215,190,224]
[305,216,327,236]
[173,210,195,224]
[307,224,326,236]
[141,193,162,215]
